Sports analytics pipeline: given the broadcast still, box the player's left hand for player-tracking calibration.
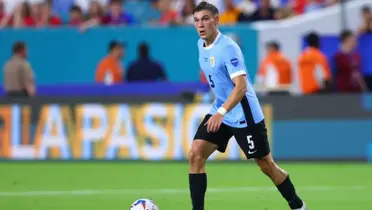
[204,113,223,133]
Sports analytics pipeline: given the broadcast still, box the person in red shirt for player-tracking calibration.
[158,0,181,25]
[0,0,4,23]
[5,2,36,28]
[69,5,83,26]
[290,0,325,14]
[37,1,61,27]
[334,29,366,93]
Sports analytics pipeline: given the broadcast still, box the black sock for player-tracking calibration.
[189,173,207,210]
[276,175,303,209]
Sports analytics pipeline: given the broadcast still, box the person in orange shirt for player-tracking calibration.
[298,32,332,94]
[95,40,125,85]
[256,41,292,94]
[219,0,240,25]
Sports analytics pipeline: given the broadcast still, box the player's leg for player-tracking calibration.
[189,139,217,173]
[189,114,233,210]
[255,153,305,209]
[188,140,217,210]
[234,121,305,210]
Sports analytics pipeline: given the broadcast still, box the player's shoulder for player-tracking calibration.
[219,34,241,52]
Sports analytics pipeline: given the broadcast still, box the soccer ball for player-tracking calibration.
[129,198,159,210]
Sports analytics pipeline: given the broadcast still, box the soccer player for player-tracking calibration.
[188,2,307,210]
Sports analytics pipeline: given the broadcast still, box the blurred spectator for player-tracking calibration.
[247,0,276,22]
[237,0,257,18]
[358,6,372,35]
[326,0,340,6]
[0,0,4,21]
[84,1,104,21]
[75,0,109,13]
[171,0,186,14]
[2,0,22,15]
[181,0,196,24]
[79,1,104,31]
[126,42,167,82]
[158,0,181,25]
[144,0,162,24]
[69,5,83,26]
[256,41,292,93]
[298,32,332,94]
[30,1,42,23]
[334,30,366,93]
[1,2,36,28]
[95,40,125,85]
[101,0,134,25]
[275,6,295,19]
[304,0,323,13]
[37,1,61,27]
[219,0,240,25]
[3,41,36,97]
[81,0,133,31]
[290,0,307,14]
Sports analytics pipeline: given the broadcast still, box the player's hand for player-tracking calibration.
[204,113,223,133]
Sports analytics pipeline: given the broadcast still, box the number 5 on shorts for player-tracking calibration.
[247,135,255,150]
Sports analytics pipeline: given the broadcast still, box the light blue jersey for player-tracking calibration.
[198,32,264,128]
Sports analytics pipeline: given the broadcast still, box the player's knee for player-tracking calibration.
[188,149,205,166]
[256,157,276,176]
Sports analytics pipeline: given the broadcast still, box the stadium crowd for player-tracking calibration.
[0,0,344,28]
[1,0,372,97]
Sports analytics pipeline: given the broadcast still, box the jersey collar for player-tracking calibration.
[204,31,221,50]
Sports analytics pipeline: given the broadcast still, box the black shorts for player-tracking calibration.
[193,114,270,159]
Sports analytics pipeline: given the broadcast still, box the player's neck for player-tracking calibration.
[204,30,219,47]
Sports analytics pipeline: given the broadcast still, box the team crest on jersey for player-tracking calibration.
[210,56,215,67]
[231,58,239,67]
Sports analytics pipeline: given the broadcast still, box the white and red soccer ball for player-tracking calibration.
[129,199,159,210]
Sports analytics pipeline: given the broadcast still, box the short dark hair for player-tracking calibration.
[108,40,124,52]
[306,32,320,48]
[266,41,280,51]
[193,1,219,15]
[12,41,26,54]
[340,29,354,43]
[362,5,371,13]
[70,5,82,13]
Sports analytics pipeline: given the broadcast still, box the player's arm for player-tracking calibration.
[220,75,247,114]
[218,44,248,115]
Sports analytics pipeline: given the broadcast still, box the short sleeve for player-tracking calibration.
[223,44,247,79]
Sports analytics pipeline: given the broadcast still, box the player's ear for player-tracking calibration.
[214,15,219,25]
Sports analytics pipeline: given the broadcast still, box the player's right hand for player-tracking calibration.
[204,113,223,133]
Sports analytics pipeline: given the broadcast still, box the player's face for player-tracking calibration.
[193,10,218,40]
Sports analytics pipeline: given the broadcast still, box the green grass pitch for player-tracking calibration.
[0,162,371,210]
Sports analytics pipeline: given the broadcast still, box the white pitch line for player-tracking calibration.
[0,186,367,197]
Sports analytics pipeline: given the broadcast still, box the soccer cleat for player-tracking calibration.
[292,202,307,210]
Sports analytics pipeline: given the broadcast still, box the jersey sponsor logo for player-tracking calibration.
[210,56,215,67]
[230,58,239,67]
[204,57,208,62]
